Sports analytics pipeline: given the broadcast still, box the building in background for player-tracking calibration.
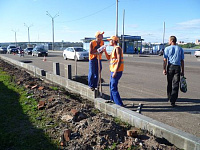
[177,41,187,45]
[82,35,143,54]
[195,39,200,45]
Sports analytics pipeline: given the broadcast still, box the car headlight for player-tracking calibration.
[38,52,41,53]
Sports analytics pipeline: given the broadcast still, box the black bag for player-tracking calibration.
[180,76,187,93]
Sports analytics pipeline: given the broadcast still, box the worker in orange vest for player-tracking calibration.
[88,31,104,91]
[103,36,124,106]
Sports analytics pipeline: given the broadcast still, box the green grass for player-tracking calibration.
[114,117,131,128]
[49,86,59,91]
[0,69,59,150]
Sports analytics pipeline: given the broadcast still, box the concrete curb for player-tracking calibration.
[0,55,200,150]
[45,72,96,100]
[94,98,200,150]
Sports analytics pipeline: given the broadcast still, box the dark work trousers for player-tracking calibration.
[167,65,181,103]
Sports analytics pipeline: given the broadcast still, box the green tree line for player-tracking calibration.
[179,43,199,48]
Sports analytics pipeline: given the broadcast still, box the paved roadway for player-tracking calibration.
[1,52,200,138]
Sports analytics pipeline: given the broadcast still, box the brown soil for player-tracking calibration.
[0,58,180,150]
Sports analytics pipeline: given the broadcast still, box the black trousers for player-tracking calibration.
[167,65,181,103]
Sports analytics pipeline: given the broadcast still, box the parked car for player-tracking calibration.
[7,45,18,54]
[63,47,89,61]
[24,47,33,55]
[32,46,48,57]
[0,47,7,54]
[194,50,200,58]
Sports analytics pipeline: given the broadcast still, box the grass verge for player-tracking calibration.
[0,69,59,150]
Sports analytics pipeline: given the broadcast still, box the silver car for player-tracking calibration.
[7,45,18,54]
[63,47,89,61]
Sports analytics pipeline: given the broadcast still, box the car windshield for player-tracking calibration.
[74,48,86,52]
[37,48,47,52]
[28,48,33,50]
[10,46,16,48]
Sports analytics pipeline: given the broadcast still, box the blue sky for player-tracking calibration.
[0,0,199,43]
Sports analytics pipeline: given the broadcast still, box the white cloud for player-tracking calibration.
[176,19,200,30]
[126,24,139,29]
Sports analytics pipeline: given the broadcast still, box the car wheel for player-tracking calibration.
[64,54,67,60]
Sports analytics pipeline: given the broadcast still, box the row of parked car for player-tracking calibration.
[0,45,48,57]
[0,45,89,60]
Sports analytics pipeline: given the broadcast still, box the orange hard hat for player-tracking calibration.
[95,31,104,37]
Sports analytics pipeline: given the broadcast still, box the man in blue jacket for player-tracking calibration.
[163,36,184,107]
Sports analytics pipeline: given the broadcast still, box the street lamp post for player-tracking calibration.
[162,21,165,50]
[46,11,59,51]
[116,0,118,37]
[122,9,125,51]
[12,29,18,47]
[24,23,33,46]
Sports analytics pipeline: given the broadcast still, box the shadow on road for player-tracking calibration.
[123,97,200,113]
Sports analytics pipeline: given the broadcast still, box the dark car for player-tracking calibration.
[0,47,7,54]
[24,47,33,55]
[32,46,48,57]
[7,45,18,54]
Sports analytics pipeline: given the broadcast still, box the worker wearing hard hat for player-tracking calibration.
[103,36,124,106]
[88,31,104,91]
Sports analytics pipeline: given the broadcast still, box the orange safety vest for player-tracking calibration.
[89,40,104,60]
[110,46,124,72]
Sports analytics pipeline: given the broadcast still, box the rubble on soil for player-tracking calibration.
[0,59,179,150]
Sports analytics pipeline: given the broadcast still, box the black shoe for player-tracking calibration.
[89,87,95,91]
[105,100,114,103]
[168,96,171,102]
[171,102,176,107]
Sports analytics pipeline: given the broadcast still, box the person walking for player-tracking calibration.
[103,36,124,106]
[138,46,141,54]
[163,36,184,107]
[134,47,137,54]
[88,31,104,91]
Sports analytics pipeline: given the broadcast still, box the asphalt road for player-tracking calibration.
[1,52,200,138]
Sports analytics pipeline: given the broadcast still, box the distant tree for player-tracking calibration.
[179,43,196,48]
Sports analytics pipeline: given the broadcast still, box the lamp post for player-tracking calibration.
[12,29,18,47]
[24,23,33,46]
[162,21,165,50]
[116,0,118,37]
[122,9,125,51]
[46,11,59,51]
